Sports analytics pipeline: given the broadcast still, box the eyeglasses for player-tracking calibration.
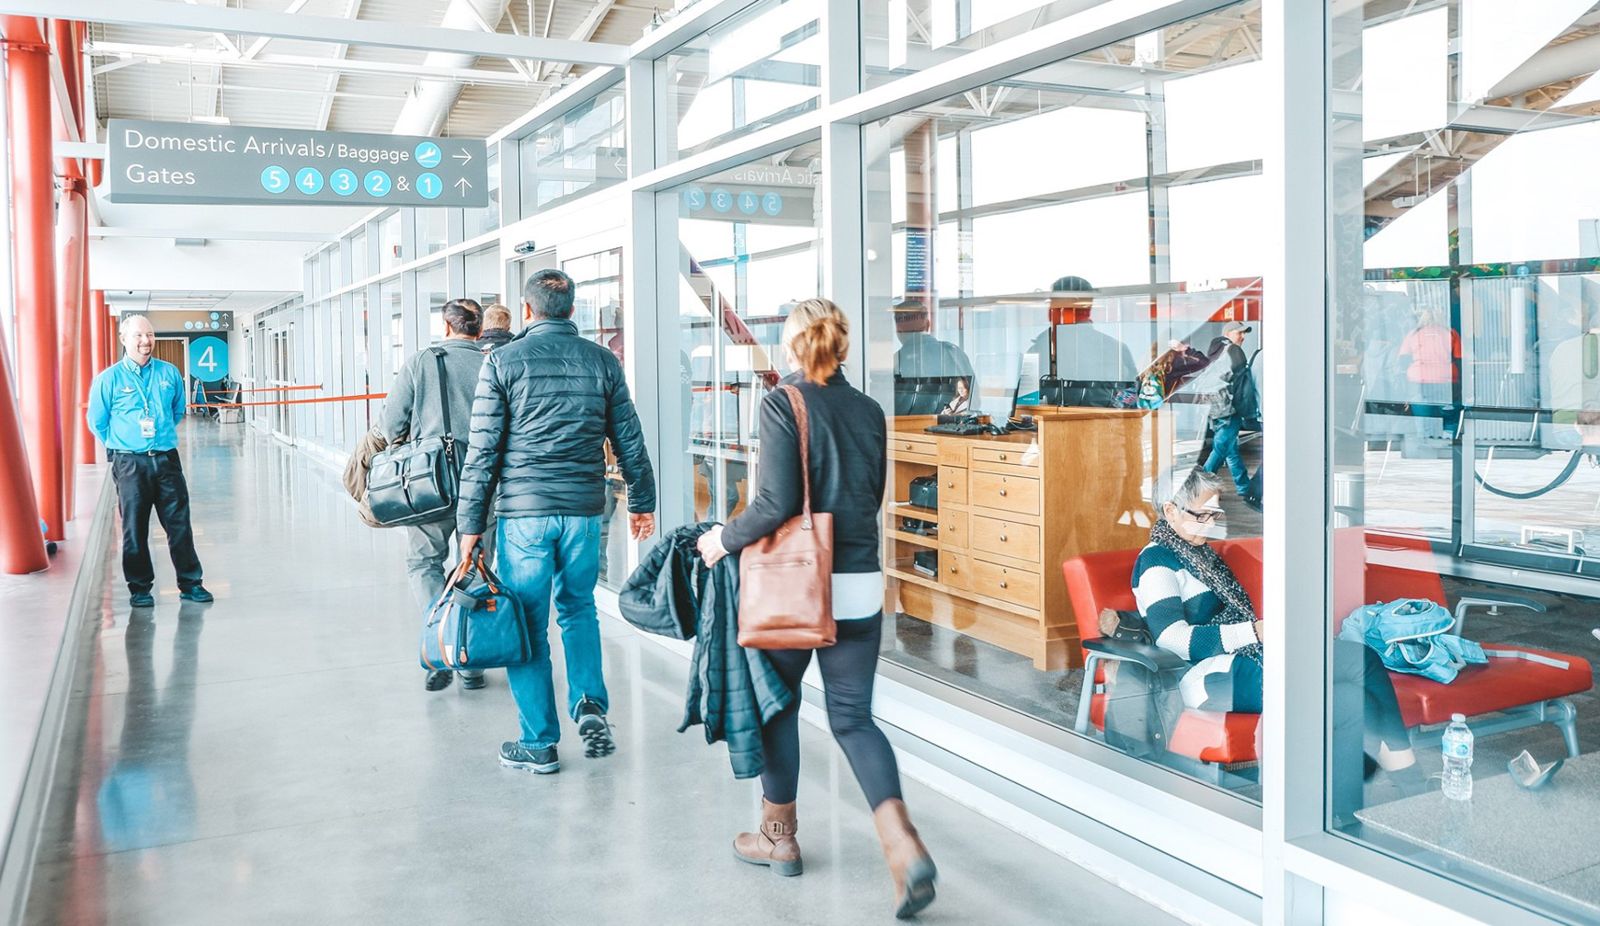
[1183,506,1225,523]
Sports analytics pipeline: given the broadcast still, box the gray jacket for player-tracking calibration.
[1200,338,1248,421]
[378,338,484,448]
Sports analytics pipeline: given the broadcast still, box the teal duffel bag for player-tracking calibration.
[420,554,532,671]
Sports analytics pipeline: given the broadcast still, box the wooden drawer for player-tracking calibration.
[938,465,968,506]
[970,515,1041,562]
[970,558,1042,610]
[969,470,1039,515]
[940,552,972,591]
[892,436,938,463]
[970,446,1036,470]
[938,508,968,550]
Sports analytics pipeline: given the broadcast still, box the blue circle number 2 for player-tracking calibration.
[364,170,392,197]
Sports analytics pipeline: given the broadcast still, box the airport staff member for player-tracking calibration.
[88,315,213,608]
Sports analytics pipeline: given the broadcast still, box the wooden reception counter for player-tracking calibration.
[884,409,1153,670]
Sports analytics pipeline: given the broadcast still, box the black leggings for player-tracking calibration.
[761,615,903,811]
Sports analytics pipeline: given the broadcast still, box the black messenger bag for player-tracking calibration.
[367,348,462,527]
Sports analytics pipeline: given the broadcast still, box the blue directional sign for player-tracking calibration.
[710,188,733,213]
[762,192,783,216]
[737,191,759,215]
[260,165,289,194]
[329,168,357,196]
[107,119,488,207]
[188,336,229,382]
[683,186,706,211]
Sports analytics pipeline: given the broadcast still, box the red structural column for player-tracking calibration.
[0,311,47,573]
[57,181,86,511]
[4,16,65,542]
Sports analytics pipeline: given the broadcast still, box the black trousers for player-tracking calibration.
[761,615,903,811]
[112,450,203,594]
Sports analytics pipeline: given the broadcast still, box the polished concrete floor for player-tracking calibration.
[21,422,1180,926]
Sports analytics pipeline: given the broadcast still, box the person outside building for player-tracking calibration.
[87,314,213,608]
[1201,321,1261,511]
[457,268,657,775]
[697,298,938,920]
[379,297,488,692]
[477,303,515,353]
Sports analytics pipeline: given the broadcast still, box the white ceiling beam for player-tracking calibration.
[315,0,364,131]
[543,0,615,88]
[241,0,316,61]
[20,0,629,67]
[89,226,337,242]
[85,42,540,87]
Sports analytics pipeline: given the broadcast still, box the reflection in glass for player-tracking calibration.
[670,141,821,527]
[864,2,1269,799]
[564,248,628,588]
[1329,4,1600,921]
[518,85,626,216]
[661,0,821,159]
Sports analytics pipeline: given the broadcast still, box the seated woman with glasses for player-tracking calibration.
[1135,467,1419,791]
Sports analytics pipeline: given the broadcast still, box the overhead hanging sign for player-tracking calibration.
[106,119,489,208]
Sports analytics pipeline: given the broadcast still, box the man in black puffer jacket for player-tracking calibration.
[457,268,656,776]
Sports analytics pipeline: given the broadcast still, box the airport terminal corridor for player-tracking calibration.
[18,422,1176,926]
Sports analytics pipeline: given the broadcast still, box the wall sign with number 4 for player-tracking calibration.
[188,335,230,383]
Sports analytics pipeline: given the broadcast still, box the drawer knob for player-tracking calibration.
[1000,534,1008,542]
[949,566,958,574]
[999,453,1008,461]
[999,488,1007,496]
[999,580,1008,589]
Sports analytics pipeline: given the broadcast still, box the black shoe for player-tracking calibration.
[500,742,559,774]
[179,585,214,603]
[129,591,155,608]
[576,697,616,758]
[425,670,454,692]
[460,671,487,690]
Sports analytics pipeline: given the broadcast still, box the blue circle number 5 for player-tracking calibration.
[261,166,289,194]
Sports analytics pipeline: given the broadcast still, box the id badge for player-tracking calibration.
[139,417,156,439]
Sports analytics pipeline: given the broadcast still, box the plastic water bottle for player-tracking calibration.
[1441,713,1474,801]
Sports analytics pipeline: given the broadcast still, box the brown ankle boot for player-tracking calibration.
[733,798,802,877]
[872,799,937,919]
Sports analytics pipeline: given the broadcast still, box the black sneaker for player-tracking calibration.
[460,671,487,690]
[179,585,214,603]
[576,697,615,758]
[425,670,454,692]
[130,591,155,608]
[500,742,559,774]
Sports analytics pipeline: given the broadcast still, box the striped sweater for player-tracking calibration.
[1131,543,1259,664]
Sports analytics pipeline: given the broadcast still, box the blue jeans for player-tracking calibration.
[497,515,607,749]
[1204,415,1254,498]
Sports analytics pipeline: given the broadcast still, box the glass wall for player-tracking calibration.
[1327,4,1600,922]
[378,212,405,271]
[660,0,821,159]
[466,150,502,239]
[464,247,503,308]
[518,83,626,216]
[563,247,628,587]
[864,0,1084,89]
[419,209,448,257]
[419,262,447,342]
[861,1,1267,798]
[672,140,823,528]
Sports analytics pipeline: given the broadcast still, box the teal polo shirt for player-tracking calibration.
[88,356,186,453]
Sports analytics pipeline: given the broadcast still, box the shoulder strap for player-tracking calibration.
[430,348,452,441]
[778,384,813,527]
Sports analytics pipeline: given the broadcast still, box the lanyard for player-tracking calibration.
[125,357,154,417]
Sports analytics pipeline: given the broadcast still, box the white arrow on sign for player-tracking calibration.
[454,177,472,194]
[453,150,473,165]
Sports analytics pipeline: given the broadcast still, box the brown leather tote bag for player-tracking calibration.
[737,385,836,650]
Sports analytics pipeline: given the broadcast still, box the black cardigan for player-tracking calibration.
[719,371,887,574]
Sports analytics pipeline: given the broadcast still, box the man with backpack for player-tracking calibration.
[380,298,489,692]
[1201,321,1261,512]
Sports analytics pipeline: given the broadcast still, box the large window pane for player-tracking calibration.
[518,84,626,217]
[669,141,822,531]
[563,248,628,589]
[419,263,447,343]
[464,247,502,308]
[660,0,821,160]
[863,3,1268,799]
[1328,4,1600,922]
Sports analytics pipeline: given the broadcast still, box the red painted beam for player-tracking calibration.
[6,15,65,542]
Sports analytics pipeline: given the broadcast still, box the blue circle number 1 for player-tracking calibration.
[417,172,442,200]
